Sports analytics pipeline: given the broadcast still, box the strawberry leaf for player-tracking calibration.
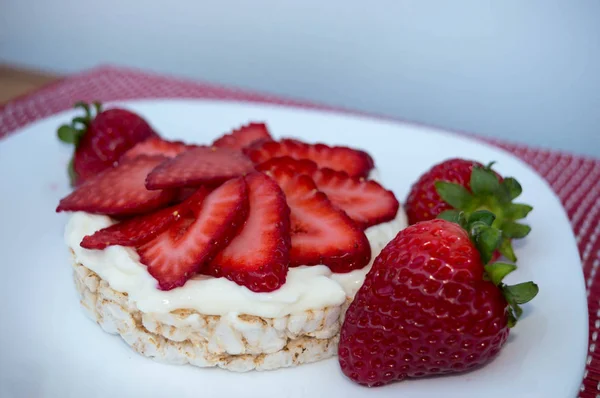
[57,125,80,145]
[472,225,502,264]
[498,236,517,262]
[506,304,522,328]
[504,292,522,329]
[435,181,474,209]
[484,262,517,285]
[501,177,522,200]
[502,281,538,328]
[437,209,462,223]
[507,312,517,328]
[468,210,496,227]
[470,166,501,196]
[439,210,468,229]
[505,203,533,220]
[504,282,539,304]
[502,222,531,239]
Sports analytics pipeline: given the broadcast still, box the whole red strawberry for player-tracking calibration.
[338,213,538,387]
[57,101,158,186]
[405,158,533,262]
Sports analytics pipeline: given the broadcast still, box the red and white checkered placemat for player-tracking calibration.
[2,65,599,396]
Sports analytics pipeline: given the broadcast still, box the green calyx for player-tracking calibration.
[440,210,539,328]
[439,209,503,264]
[435,162,533,262]
[57,101,103,185]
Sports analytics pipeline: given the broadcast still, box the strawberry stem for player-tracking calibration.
[92,101,103,114]
[72,116,90,128]
[74,101,91,120]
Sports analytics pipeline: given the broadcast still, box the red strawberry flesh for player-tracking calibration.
[313,168,399,229]
[207,172,290,292]
[80,188,210,250]
[246,139,374,178]
[256,156,318,175]
[56,155,175,216]
[80,206,184,250]
[258,157,399,229]
[145,146,255,190]
[121,137,192,161]
[172,186,206,204]
[137,178,249,290]
[266,168,371,273]
[212,122,273,150]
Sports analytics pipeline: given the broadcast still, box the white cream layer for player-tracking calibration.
[66,210,406,318]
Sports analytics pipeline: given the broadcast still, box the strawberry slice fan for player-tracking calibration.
[54,100,394,296]
[1,66,598,396]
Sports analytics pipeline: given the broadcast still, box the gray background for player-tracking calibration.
[1,0,598,157]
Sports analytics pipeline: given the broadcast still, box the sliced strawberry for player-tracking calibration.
[212,122,273,150]
[145,147,255,190]
[121,137,192,160]
[80,188,210,250]
[245,139,374,178]
[56,156,175,216]
[256,156,318,175]
[207,172,290,292]
[265,168,371,273]
[258,157,399,228]
[172,186,205,204]
[137,178,249,290]
[314,169,399,229]
[81,206,182,250]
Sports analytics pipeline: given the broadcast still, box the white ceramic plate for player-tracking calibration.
[0,100,587,398]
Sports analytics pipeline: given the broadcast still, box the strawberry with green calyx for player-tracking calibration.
[405,158,533,262]
[57,101,158,186]
[338,211,538,387]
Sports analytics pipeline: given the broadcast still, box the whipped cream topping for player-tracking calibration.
[64,170,408,318]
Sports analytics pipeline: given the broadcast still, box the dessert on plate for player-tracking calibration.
[57,103,406,371]
[56,102,538,385]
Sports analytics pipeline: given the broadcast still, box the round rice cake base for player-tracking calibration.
[72,259,348,372]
